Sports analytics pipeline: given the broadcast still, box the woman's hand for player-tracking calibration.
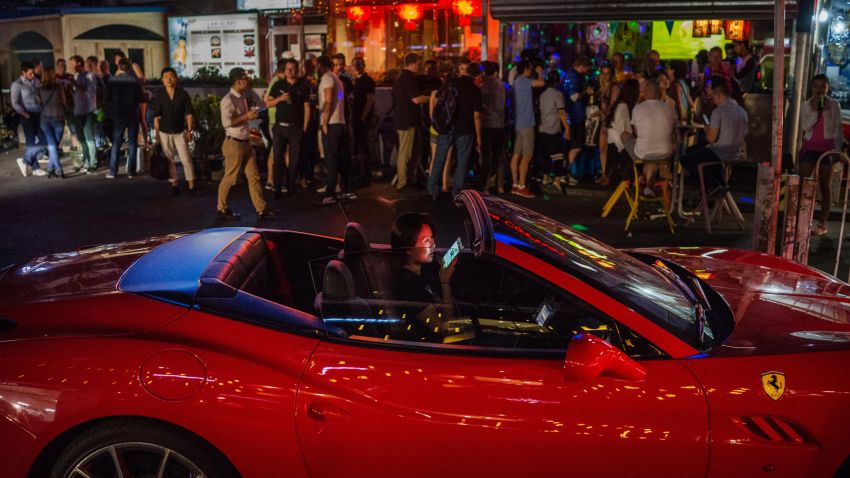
[439,254,457,284]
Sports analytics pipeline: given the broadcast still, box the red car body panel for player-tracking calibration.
[634,247,850,356]
[682,351,850,477]
[298,341,710,478]
[0,306,318,478]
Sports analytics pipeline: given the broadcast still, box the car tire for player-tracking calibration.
[49,417,239,478]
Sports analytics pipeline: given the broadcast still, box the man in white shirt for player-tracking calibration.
[623,79,676,196]
[217,67,271,221]
[317,55,349,205]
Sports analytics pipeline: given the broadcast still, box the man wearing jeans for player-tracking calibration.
[265,58,310,197]
[428,62,483,199]
[10,62,46,177]
[392,53,430,189]
[318,55,349,205]
[69,55,98,172]
[105,58,144,179]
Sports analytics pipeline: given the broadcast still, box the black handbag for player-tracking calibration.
[149,145,170,180]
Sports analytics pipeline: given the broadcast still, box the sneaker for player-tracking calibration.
[341,191,358,200]
[642,187,656,198]
[567,174,579,186]
[16,158,28,177]
[216,208,241,221]
[513,186,535,198]
[812,224,829,236]
[105,173,115,179]
[265,183,274,191]
[316,185,327,194]
[32,169,47,177]
[318,196,337,206]
[127,175,134,179]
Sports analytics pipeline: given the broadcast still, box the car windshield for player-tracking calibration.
[484,197,705,350]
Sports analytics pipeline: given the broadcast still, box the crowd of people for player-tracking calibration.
[9,38,844,228]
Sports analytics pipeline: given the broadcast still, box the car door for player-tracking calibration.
[296,252,709,478]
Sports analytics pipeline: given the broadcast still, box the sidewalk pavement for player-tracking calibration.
[0,145,847,279]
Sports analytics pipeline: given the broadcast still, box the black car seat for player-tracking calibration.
[315,259,377,337]
[340,222,402,301]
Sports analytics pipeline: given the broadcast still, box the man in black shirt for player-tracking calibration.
[265,58,311,196]
[351,57,377,187]
[427,62,483,198]
[392,53,430,189]
[152,67,196,195]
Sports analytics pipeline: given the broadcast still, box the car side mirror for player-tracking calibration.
[563,334,647,381]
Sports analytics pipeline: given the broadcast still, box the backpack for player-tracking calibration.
[432,77,459,135]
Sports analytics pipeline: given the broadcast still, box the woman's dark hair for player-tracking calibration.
[669,60,688,81]
[609,78,640,127]
[546,70,561,88]
[812,73,829,85]
[391,213,435,250]
[696,50,709,69]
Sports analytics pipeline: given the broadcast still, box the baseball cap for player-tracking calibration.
[229,67,249,83]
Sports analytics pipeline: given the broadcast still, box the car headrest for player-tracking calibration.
[198,232,267,298]
[323,259,356,299]
[344,222,369,257]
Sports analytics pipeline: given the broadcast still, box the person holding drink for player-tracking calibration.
[799,74,844,236]
[265,58,311,197]
[217,67,273,221]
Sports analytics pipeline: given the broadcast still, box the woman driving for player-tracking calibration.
[390,213,458,341]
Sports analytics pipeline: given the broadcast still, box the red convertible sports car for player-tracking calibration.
[2,191,850,478]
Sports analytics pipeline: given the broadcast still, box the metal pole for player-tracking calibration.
[765,0,786,254]
[482,0,489,61]
[787,31,810,165]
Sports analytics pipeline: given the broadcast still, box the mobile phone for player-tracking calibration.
[442,237,462,269]
[254,106,268,113]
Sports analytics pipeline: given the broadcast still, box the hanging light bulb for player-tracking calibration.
[819,9,830,23]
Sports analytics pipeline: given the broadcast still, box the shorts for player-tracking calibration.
[567,121,586,150]
[538,132,565,162]
[513,127,535,157]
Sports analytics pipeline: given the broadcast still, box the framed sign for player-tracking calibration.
[168,13,261,78]
[304,34,324,51]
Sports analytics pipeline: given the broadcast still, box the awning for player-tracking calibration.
[488,0,798,22]
[75,24,164,41]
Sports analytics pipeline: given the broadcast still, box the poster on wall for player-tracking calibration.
[651,20,731,60]
[168,13,260,78]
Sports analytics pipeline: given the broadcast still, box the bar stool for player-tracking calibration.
[626,157,675,233]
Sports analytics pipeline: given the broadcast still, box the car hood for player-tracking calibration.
[632,247,850,357]
[0,233,186,307]
[0,234,192,341]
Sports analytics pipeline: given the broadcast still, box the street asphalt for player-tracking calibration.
[1,146,847,279]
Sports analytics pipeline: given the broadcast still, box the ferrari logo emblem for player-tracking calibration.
[761,372,786,401]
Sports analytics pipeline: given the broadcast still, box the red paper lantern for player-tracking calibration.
[452,0,475,16]
[347,6,370,24]
[398,4,422,31]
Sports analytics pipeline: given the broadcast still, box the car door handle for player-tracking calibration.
[306,401,352,423]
